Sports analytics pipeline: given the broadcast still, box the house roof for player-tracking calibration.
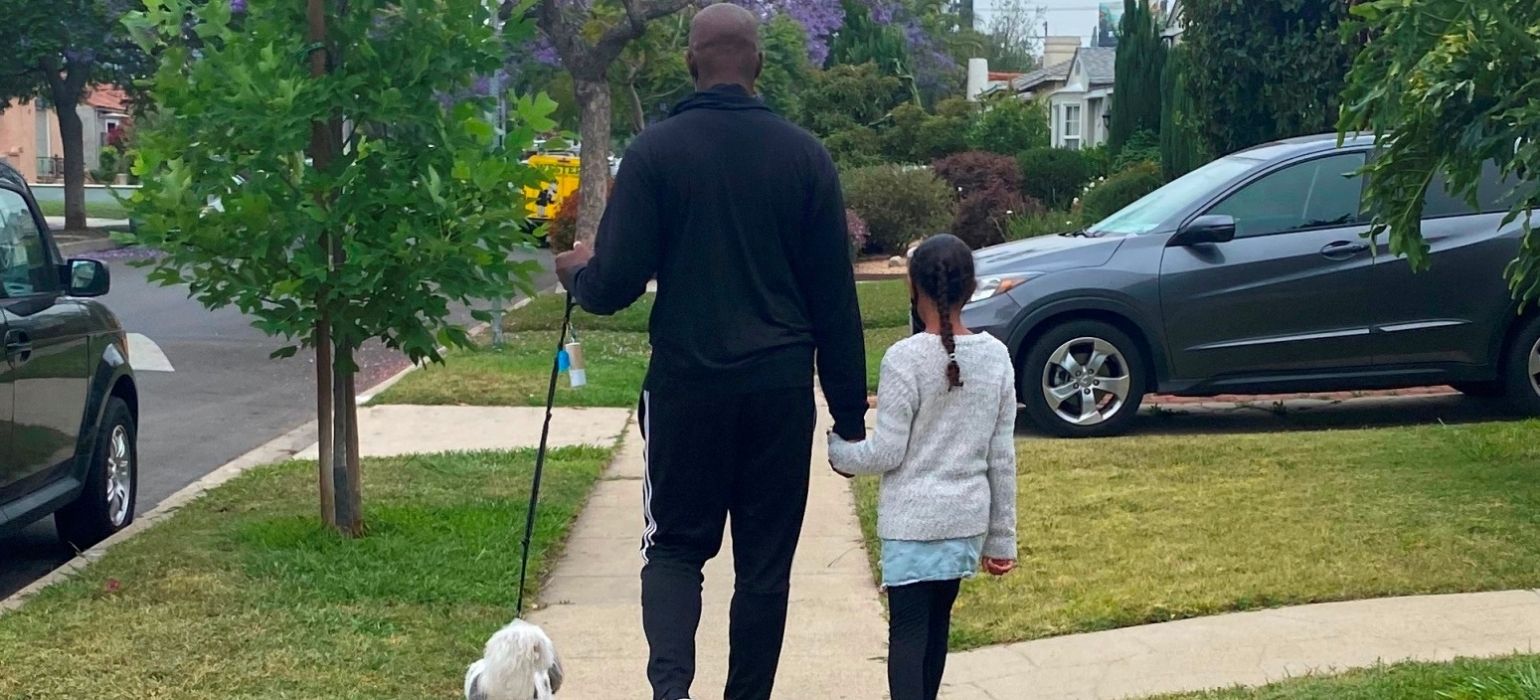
[84,86,129,112]
[1078,47,1117,86]
[1010,59,1073,93]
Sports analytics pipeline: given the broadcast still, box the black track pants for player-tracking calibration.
[637,386,816,700]
[887,579,962,700]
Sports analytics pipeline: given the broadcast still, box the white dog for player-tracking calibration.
[465,619,563,700]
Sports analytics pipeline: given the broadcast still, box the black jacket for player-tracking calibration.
[570,85,868,438]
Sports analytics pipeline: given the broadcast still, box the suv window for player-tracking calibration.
[0,188,54,297]
[1423,161,1524,218]
[1207,153,1367,238]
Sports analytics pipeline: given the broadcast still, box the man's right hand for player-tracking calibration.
[554,240,595,292]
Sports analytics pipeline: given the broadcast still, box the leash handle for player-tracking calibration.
[515,293,576,615]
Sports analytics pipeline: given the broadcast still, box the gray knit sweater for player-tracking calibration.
[828,332,1019,560]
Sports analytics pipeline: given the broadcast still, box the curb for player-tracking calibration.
[0,421,318,615]
[57,237,124,257]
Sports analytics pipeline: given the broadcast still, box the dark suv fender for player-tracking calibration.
[70,334,137,491]
[1005,294,1172,392]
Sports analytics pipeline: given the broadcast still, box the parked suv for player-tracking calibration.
[0,162,139,547]
[966,133,1540,437]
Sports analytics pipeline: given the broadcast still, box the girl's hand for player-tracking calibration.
[983,558,1016,576]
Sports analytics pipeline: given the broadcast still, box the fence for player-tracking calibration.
[35,155,63,183]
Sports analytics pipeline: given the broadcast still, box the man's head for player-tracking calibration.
[687,3,763,92]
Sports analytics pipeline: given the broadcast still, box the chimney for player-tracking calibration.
[966,58,989,102]
[1043,36,1081,70]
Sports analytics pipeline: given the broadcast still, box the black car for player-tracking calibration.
[964,133,1540,437]
[0,162,138,547]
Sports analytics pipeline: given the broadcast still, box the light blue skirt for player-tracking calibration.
[880,535,984,588]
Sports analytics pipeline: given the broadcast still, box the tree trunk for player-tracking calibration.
[574,76,613,245]
[54,103,87,231]
[315,314,335,528]
[330,340,364,537]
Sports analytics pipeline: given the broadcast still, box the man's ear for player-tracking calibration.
[755,51,764,80]
[687,50,698,80]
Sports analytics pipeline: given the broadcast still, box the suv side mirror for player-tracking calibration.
[66,259,110,297]
[1169,215,1237,247]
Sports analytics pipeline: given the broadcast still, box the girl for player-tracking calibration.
[828,234,1018,700]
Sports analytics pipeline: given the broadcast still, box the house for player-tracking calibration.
[1039,46,1116,150]
[1162,0,1186,44]
[0,86,131,184]
[965,58,1026,101]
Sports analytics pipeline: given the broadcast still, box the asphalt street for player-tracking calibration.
[0,248,553,598]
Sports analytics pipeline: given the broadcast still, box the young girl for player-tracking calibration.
[828,234,1018,700]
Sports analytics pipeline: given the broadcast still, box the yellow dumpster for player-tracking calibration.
[523,152,580,224]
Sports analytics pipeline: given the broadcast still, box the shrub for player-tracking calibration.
[845,208,869,260]
[826,127,885,169]
[1017,147,1091,211]
[1112,130,1162,172]
[1080,161,1164,223]
[966,97,1049,155]
[1007,211,1080,240]
[92,147,121,184]
[1081,144,1114,178]
[547,198,579,252]
[931,151,1022,198]
[842,165,955,253]
[953,185,1042,249]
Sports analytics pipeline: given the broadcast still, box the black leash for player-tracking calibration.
[515,293,575,616]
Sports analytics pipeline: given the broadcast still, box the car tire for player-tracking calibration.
[55,397,137,550]
[1020,320,1147,438]
[1501,315,1540,416]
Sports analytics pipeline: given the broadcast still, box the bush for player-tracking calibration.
[845,208,869,260]
[842,165,955,253]
[1080,161,1164,223]
[1112,130,1162,172]
[966,97,1049,155]
[1081,145,1114,178]
[1017,147,1091,211]
[1007,211,1080,240]
[826,127,885,169]
[931,151,1022,198]
[547,198,579,252]
[92,147,121,184]
[954,185,1042,249]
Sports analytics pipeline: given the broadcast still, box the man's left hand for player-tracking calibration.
[555,240,595,292]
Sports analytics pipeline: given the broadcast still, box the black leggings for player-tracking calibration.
[887,579,962,700]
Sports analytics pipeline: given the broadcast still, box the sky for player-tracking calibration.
[974,0,1107,47]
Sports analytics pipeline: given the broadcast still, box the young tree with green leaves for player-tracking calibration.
[1182,0,1355,156]
[124,0,552,534]
[1108,0,1164,152]
[0,0,150,230]
[1339,0,1540,301]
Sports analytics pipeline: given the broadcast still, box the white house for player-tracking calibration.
[1042,46,1116,150]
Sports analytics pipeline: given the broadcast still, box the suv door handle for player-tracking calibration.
[1320,240,1371,259]
[4,329,31,366]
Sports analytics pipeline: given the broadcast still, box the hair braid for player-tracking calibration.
[935,260,963,390]
[910,234,976,391]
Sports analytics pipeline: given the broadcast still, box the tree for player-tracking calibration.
[978,0,1042,73]
[536,0,694,244]
[1159,41,1205,179]
[966,95,1047,156]
[0,0,150,230]
[1182,0,1356,156]
[794,61,908,135]
[1338,0,1540,300]
[1108,0,1164,152]
[124,0,550,534]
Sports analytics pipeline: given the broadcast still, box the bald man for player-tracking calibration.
[553,4,867,699]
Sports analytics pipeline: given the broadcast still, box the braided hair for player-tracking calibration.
[909,235,976,391]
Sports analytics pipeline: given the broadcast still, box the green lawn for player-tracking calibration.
[36,200,131,220]
[1166,654,1540,699]
[0,447,612,698]
[855,419,1540,650]
[377,280,915,406]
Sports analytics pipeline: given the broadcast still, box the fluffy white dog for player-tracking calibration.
[464,619,563,700]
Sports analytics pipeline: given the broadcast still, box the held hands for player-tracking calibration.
[554,240,595,292]
[983,558,1016,576]
[826,430,858,478]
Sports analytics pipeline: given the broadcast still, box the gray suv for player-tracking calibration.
[965,133,1540,437]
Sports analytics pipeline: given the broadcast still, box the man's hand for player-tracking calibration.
[983,558,1016,576]
[554,240,595,292]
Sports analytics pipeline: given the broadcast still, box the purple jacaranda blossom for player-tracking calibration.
[231,0,247,14]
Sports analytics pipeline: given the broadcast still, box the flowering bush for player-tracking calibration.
[845,208,869,260]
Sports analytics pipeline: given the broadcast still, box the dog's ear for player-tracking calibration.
[465,660,489,700]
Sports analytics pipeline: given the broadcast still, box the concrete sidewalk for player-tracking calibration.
[940,589,1540,699]
[527,412,890,698]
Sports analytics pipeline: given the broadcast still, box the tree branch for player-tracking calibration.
[593,0,695,66]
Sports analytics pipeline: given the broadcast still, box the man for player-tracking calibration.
[553,4,867,699]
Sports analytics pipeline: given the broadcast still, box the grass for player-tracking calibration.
[377,280,916,406]
[1165,654,1540,699]
[0,446,612,698]
[36,200,131,220]
[854,419,1540,650]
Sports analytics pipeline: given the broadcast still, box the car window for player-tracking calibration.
[0,189,55,298]
[1422,161,1529,218]
[1207,153,1367,238]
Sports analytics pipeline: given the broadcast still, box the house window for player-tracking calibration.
[1063,104,1082,150]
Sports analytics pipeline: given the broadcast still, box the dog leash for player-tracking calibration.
[515,293,576,616]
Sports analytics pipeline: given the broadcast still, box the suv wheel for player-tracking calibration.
[56,397,137,549]
[1021,320,1147,438]
[1502,316,1540,415]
